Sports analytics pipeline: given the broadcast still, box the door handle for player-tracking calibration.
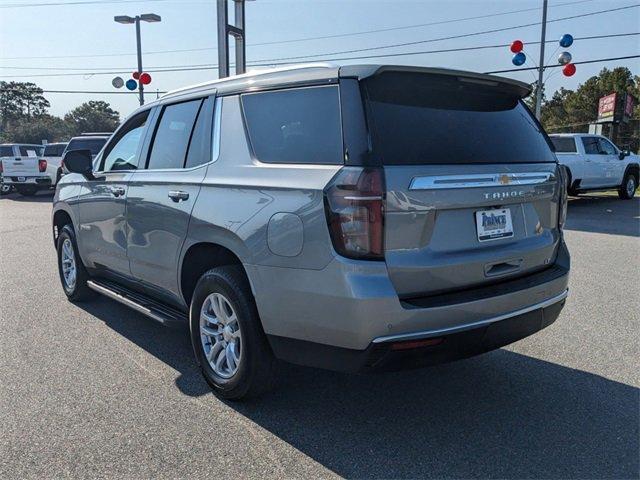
[109,186,125,197]
[168,190,189,202]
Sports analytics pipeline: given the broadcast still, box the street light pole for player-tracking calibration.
[114,13,161,106]
[135,16,144,106]
[217,0,248,79]
[535,0,548,120]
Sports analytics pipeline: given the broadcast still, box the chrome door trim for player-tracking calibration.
[409,172,554,190]
[372,289,568,344]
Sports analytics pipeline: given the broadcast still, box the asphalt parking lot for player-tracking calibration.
[1,191,638,479]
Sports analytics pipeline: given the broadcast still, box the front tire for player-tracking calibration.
[190,266,275,400]
[56,224,94,302]
[618,172,637,200]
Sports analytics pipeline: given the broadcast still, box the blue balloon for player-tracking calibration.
[559,34,573,48]
[126,79,137,91]
[512,52,526,66]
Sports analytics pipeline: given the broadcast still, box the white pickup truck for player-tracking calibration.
[0,143,45,196]
[549,133,639,200]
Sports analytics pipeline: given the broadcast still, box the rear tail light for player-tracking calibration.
[324,167,385,260]
[38,159,47,172]
[0,162,3,174]
[558,167,568,229]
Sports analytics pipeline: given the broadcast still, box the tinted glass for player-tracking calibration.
[67,138,107,155]
[363,71,556,164]
[44,144,65,156]
[550,137,577,153]
[0,146,13,157]
[241,86,343,164]
[598,138,617,155]
[19,146,42,157]
[582,137,600,154]
[102,111,149,171]
[185,97,214,169]
[147,99,202,170]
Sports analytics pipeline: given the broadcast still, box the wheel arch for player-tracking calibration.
[623,163,639,183]
[179,241,254,307]
[52,208,74,246]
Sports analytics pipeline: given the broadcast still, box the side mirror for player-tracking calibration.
[62,149,95,179]
[619,150,629,160]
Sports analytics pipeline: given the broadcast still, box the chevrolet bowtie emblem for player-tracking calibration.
[498,174,511,185]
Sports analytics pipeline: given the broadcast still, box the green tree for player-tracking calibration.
[64,100,120,135]
[0,114,71,144]
[0,81,50,129]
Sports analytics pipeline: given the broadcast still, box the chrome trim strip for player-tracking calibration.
[409,172,554,190]
[372,289,568,344]
[87,280,174,325]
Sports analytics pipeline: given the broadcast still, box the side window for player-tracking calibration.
[582,137,600,155]
[147,99,202,170]
[0,146,13,157]
[240,85,343,164]
[101,111,149,171]
[598,138,617,155]
[185,97,214,169]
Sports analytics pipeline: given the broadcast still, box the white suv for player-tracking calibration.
[550,133,639,199]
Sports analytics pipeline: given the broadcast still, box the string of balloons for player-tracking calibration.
[509,33,576,76]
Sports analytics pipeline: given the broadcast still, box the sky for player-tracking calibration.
[0,0,638,119]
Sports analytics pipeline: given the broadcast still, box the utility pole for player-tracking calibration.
[135,17,144,106]
[535,0,548,120]
[217,0,247,79]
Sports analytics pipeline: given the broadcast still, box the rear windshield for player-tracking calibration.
[550,137,577,153]
[19,145,43,157]
[362,71,556,165]
[67,138,107,155]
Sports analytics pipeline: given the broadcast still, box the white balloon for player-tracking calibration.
[558,51,572,65]
[112,76,124,88]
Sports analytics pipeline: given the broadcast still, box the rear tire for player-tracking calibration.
[0,181,11,196]
[190,266,276,400]
[56,224,94,302]
[16,185,37,196]
[618,172,637,200]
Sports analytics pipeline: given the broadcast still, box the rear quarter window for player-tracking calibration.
[0,146,13,157]
[550,137,577,153]
[241,85,343,165]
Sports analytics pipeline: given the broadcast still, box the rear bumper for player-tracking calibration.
[3,176,51,186]
[267,291,566,372]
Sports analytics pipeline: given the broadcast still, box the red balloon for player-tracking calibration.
[132,71,140,80]
[510,40,524,53]
[562,63,576,77]
[140,72,152,85]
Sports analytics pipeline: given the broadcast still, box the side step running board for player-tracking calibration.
[87,279,187,326]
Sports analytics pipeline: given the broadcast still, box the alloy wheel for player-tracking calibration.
[199,292,242,379]
[61,238,77,290]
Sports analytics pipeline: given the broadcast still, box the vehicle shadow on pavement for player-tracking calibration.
[565,195,639,237]
[80,297,639,480]
[0,191,55,203]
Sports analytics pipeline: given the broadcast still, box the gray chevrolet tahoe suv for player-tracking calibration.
[53,64,570,399]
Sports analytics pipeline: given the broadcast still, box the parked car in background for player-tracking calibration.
[550,133,639,199]
[61,134,111,174]
[0,143,46,196]
[53,64,570,399]
[41,142,68,186]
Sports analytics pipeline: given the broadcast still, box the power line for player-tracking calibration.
[1,31,638,78]
[247,4,640,63]
[0,0,598,60]
[0,0,173,7]
[3,32,637,72]
[0,88,168,94]
[1,54,637,94]
[484,54,640,74]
